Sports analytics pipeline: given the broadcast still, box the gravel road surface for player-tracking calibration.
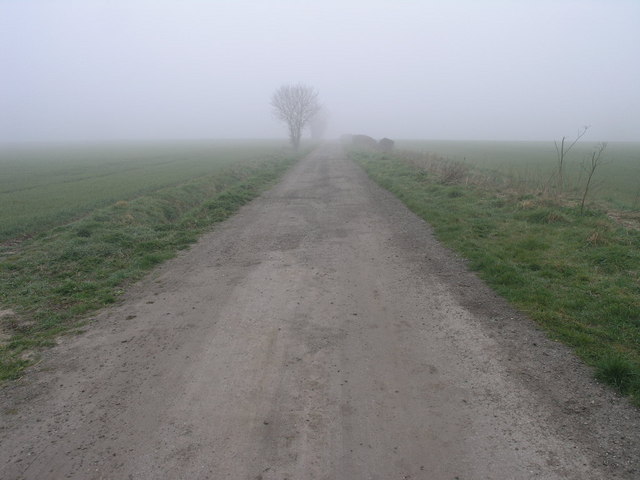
[1,145,639,479]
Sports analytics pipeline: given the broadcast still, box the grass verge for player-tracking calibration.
[0,151,302,381]
[351,149,640,406]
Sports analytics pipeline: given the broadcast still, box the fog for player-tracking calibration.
[1,0,639,143]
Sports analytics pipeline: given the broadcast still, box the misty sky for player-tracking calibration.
[1,0,639,142]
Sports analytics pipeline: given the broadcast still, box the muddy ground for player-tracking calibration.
[1,145,639,479]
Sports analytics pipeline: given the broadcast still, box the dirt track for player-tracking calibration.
[1,145,639,479]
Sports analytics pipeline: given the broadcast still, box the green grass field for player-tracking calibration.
[0,140,289,243]
[352,146,640,406]
[0,141,304,380]
[396,140,640,210]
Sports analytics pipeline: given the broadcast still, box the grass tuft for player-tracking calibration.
[596,354,639,395]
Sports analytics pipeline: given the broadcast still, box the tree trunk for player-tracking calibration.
[289,126,301,151]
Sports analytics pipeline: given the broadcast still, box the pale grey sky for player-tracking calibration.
[1,0,639,142]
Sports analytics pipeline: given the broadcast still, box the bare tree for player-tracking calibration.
[554,125,589,194]
[580,142,608,214]
[271,84,320,150]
